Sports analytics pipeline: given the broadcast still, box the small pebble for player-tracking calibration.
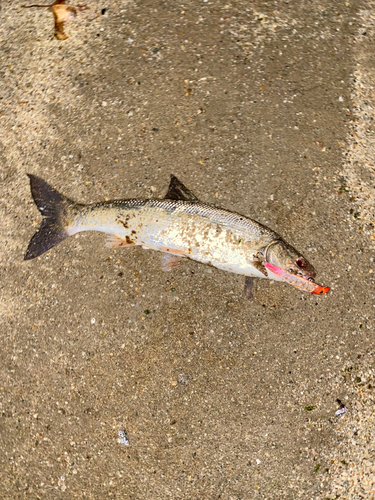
[335,407,347,416]
[118,429,129,446]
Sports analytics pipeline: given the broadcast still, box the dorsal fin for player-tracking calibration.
[164,175,199,202]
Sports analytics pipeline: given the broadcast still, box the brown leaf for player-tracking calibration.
[22,0,84,40]
[52,3,77,40]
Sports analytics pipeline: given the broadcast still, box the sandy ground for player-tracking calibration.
[0,0,374,498]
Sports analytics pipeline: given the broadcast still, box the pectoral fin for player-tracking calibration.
[252,259,268,277]
[164,175,199,202]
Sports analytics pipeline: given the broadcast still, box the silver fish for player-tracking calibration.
[24,174,329,295]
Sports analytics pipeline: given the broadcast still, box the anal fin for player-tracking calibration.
[162,253,185,271]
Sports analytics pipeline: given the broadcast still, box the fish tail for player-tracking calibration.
[24,174,74,260]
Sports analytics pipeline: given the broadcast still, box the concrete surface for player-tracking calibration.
[1,0,374,498]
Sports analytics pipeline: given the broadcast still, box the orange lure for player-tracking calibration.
[265,263,330,295]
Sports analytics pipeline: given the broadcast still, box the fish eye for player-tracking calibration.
[289,268,294,273]
[296,258,306,268]
[308,277,314,282]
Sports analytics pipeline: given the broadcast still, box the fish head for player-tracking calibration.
[265,240,316,281]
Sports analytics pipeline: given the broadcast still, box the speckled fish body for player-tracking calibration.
[67,199,281,279]
[24,174,329,294]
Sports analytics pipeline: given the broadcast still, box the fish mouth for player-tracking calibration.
[294,260,317,281]
[295,270,316,281]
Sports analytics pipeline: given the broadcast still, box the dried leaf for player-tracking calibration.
[52,3,77,40]
[22,0,85,40]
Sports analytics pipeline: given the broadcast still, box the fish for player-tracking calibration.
[24,174,329,296]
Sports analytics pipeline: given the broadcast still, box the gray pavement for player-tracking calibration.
[1,1,374,498]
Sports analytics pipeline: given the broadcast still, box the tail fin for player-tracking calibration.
[24,174,74,260]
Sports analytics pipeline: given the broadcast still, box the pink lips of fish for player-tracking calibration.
[264,263,330,295]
